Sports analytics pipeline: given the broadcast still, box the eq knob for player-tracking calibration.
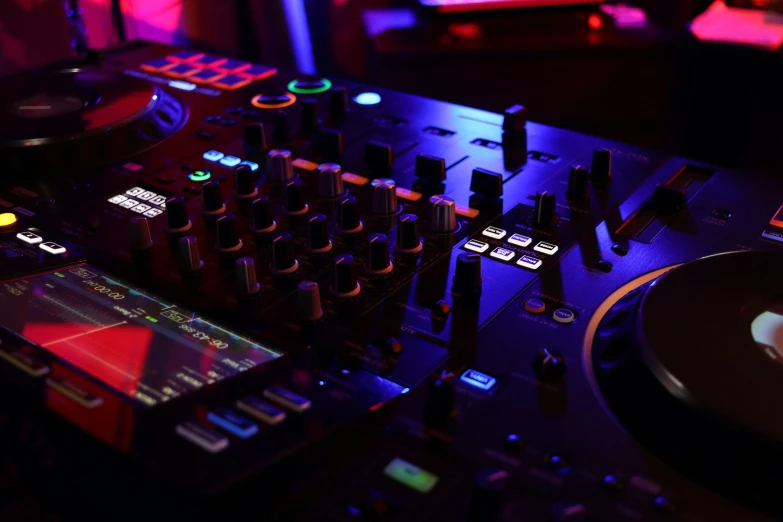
[297,281,323,321]
[300,98,319,137]
[467,469,509,522]
[216,213,242,252]
[533,191,557,228]
[453,252,482,290]
[234,164,258,199]
[396,213,422,253]
[332,254,360,297]
[424,370,456,426]
[337,195,362,233]
[235,257,260,297]
[201,180,226,215]
[370,178,398,214]
[327,86,348,126]
[165,195,191,233]
[590,148,612,185]
[251,196,276,233]
[284,179,308,215]
[178,236,204,272]
[366,233,392,274]
[364,141,393,176]
[429,194,457,233]
[129,216,153,251]
[271,232,298,274]
[566,165,590,200]
[307,213,332,253]
[267,149,294,182]
[533,348,567,381]
[317,163,344,198]
[243,123,266,153]
[272,110,291,143]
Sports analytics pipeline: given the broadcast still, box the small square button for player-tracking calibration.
[490,247,515,261]
[203,150,225,162]
[460,369,497,391]
[140,58,176,73]
[517,255,542,270]
[126,187,145,196]
[212,74,252,90]
[149,195,167,207]
[143,208,163,218]
[219,155,241,167]
[131,203,151,213]
[167,50,205,63]
[164,63,200,78]
[239,64,278,80]
[120,199,139,209]
[482,226,506,239]
[136,191,156,201]
[108,195,128,204]
[464,239,489,253]
[192,54,228,69]
[533,241,559,255]
[189,69,226,84]
[40,242,66,255]
[214,59,251,74]
[508,233,532,247]
[17,231,42,244]
[239,160,259,172]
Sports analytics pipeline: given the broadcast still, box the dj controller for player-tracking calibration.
[1,40,783,522]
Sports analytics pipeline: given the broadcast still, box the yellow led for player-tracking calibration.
[0,213,17,227]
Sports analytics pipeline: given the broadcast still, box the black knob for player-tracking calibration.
[470,168,503,198]
[453,252,482,290]
[533,191,557,228]
[533,348,567,380]
[370,178,398,214]
[502,103,527,133]
[396,213,422,253]
[307,213,331,252]
[201,180,226,215]
[178,236,204,272]
[366,233,392,274]
[429,194,457,233]
[590,148,612,185]
[267,149,293,182]
[317,127,343,162]
[271,232,298,273]
[424,370,456,426]
[165,195,191,232]
[234,164,258,199]
[235,257,260,296]
[327,86,348,126]
[243,123,266,152]
[337,195,362,233]
[251,196,276,233]
[300,98,319,136]
[567,165,590,200]
[129,216,153,251]
[216,213,242,252]
[651,184,686,213]
[332,254,360,297]
[467,469,509,522]
[415,154,446,183]
[284,179,308,215]
[364,141,393,176]
[272,110,291,143]
[317,163,344,198]
[297,281,323,321]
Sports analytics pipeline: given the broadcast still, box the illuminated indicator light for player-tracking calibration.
[588,13,604,30]
[239,160,259,172]
[342,172,369,186]
[168,80,197,91]
[251,93,296,109]
[145,316,158,323]
[533,241,559,255]
[354,92,381,105]
[212,75,252,90]
[460,369,497,391]
[383,458,439,494]
[0,212,17,227]
[188,69,226,85]
[54,273,65,278]
[287,78,332,94]
[188,170,212,182]
[203,150,225,162]
[482,226,507,239]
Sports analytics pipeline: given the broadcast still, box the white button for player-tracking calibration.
[143,208,163,218]
[120,199,139,209]
[490,247,515,261]
[17,231,43,244]
[125,187,145,196]
[108,195,128,204]
[482,226,507,239]
[136,191,156,201]
[220,155,241,167]
[39,242,66,255]
[131,203,151,213]
[203,150,225,162]
[507,233,532,247]
[533,241,559,255]
[464,239,489,253]
[149,195,167,207]
[517,255,542,270]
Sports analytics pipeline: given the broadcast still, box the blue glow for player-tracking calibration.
[318,380,326,387]
[219,155,241,167]
[281,0,316,74]
[203,150,225,162]
[354,92,382,105]
[168,80,196,92]
[239,160,259,172]
[401,388,410,394]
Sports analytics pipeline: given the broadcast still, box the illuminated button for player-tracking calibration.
[17,231,42,244]
[383,458,439,494]
[0,212,17,227]
[482,226,507,239]
[214,59,251,74]
[120,199,139,209]
[354,92,382,105]
[143,208,163,218]
[251,93,296,109]
[188,170,212,181]
[164,63,200,78]
[219,155,241,167]
[188,69,225,84]
[213,74,252,90]
[239,64,278,81]
[508,233,532,247]
[553,308,575,324]
[0,349,49,377]
[122,161,144,172]
[126,187,145,196]
[131,203,151,214]
[45,375,102,408]
[464,239,489,253]
[39,242,66,255]
[192,54,228,69]
[136,191,156,201]
[239,160,259,172]
[107,195,128,205]
[167,80,197,91]
[207,408,258,439]
[288,78,332,94]
[533,241,559,255]
[237,396,286,425]
[175,421,229,453]
[770,205,783,228]
[203,150,225,162]
[167,50,205,63]
[263,386,311,412]
[460,369,497,391]
[524,298,546,314]
[517,255,542,270]
[140,58,176,73]
[490,247,515,261]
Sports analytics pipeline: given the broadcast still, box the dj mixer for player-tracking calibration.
[1,40,783,522]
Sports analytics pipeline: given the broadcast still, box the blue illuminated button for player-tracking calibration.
[533,241,559,255]
[203,150,225,162]
[517,255,542,270]
[264,386,311,412]
[219,155,241,167]
[524,298,546,314]
[460,369,497,391]
[175,421,229,453]
[354,92,382,105]
[508,233,532,247]
[553,308,575,324]
[236,396,286,425]
[188,170,212,182]
[464,239,489,253]
[207,408,258,439]
[383,458,439,494]
[239,160,259,172]
[490,247,515,261]
[482,226,506,239]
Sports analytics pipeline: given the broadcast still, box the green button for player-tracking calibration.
[383,457,439,494]
[188,170,211,182]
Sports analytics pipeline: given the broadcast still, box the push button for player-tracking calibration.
[239,64,278,81]
[489,247,515,261]
[207,408,258,439]
[236,396,286,425]
[482,226,506,239]
[17,231,43,244]
[263,386,311,412]
[214,59,251,74]
[192,54,228,69]
[203,150,225,162]
[176,421,229,453]
[383,458,439,494]
[239,160,259,172]
[553,309,576,324]
[460,369,497,391]
[524,298,546,314]
[40,242,66,255]
[507,233,532,247]
[0,212,17,227]
[464,239,489,253]
[140,58,176,73]
[164,63,200,78]
[219,155,241,167]
[517,255,542,270]
[533,241,559,255]
[213,74,252,90]
[167,50,205,63]
[188,69,225,84]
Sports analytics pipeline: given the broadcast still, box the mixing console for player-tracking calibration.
[1,40,782,522]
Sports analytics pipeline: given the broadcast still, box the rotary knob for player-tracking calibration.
[271,232,298,274]
[533,348,567,381]
[129,216,153,251]
[284,179,308,215]
[370,178,398,214]
[267,149,293,182]
[453,252,482,290]
[216,213,242,252]
[251,196,276,233]
[366,233,392,274]
[533,191,557,228]
[332,254,360,298]
[429,194,457,233]
[307,213,332,253]
[467,469,509,522]
[567,165,589,200]
[317,163,344,198]
[234,164,258,199]
[396,213,422,253]
[235,257,260,297]
[165,195,191,233]
[201,180,226,215]
[337,195,362,233]
[297,281,323,321]
[178,236,204,272]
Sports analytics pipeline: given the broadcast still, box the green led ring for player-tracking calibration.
[287,78,332,94]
